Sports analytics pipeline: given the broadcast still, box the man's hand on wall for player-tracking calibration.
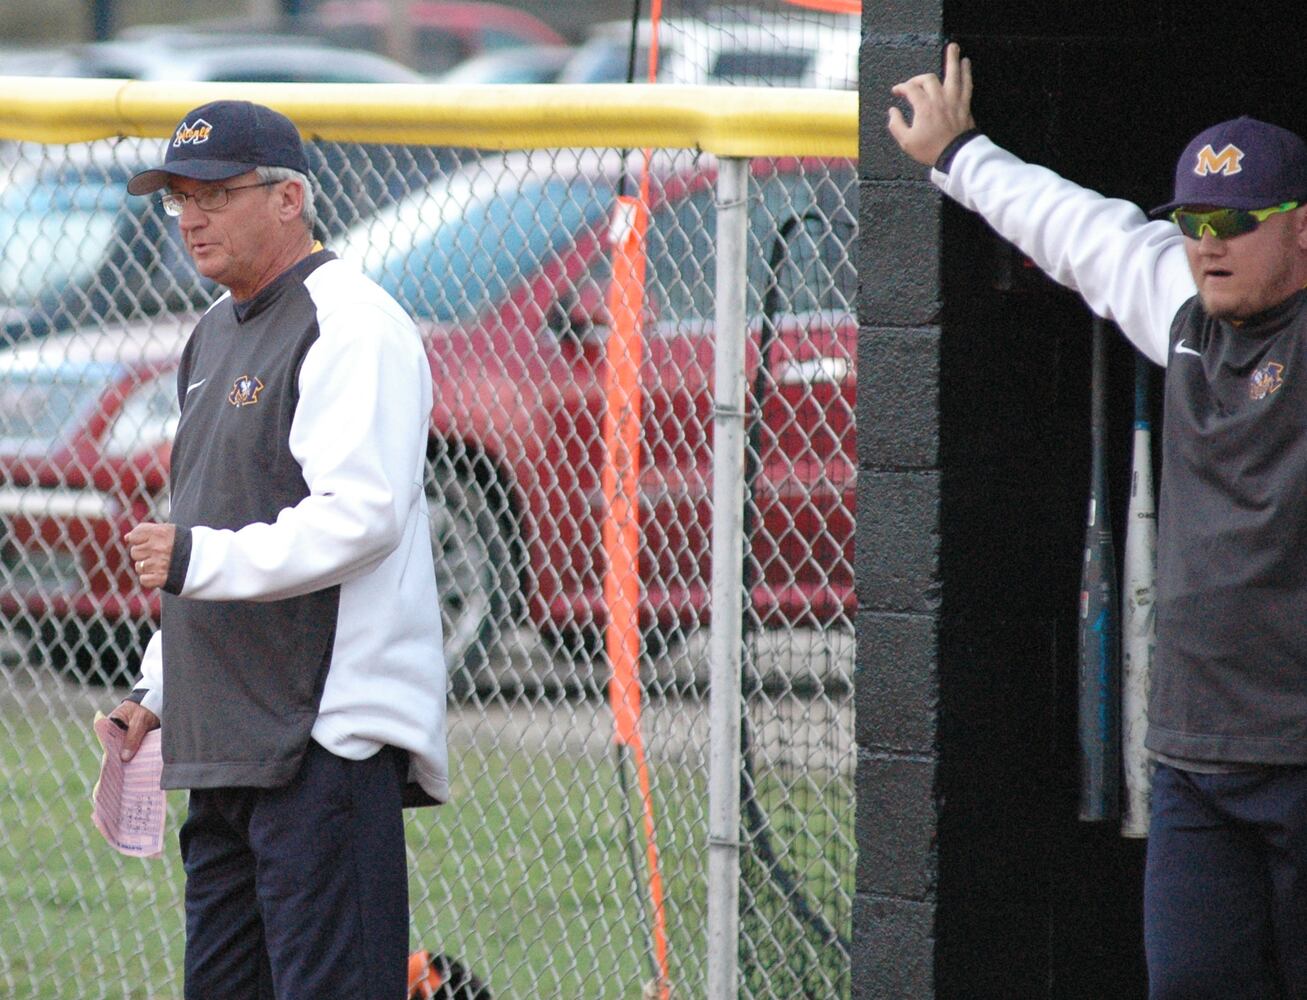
[888,42,976,167]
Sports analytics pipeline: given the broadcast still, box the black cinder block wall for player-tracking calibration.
[854,5,1305,998]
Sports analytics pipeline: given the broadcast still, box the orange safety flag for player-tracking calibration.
[601,6,671,995]
[600,194,670,1000]
[602,195,649,747]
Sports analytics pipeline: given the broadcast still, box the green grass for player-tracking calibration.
[0,710,178,998]
[0,702,852,999]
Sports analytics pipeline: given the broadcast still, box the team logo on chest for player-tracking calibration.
[228,375,265,407]
[1249,361,1284,400]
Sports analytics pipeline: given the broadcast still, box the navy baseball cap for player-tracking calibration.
[1151,116,1307,216]
[127,100,310,195]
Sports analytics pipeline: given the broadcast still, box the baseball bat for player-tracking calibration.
[1078,315,1121,822]
[1121,355,1157,837]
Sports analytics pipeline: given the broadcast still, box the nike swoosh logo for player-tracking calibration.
[1174,341,1201,357]
[186,378,207,391]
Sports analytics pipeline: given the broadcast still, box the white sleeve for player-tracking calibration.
[933,135,1197,367]
[177,302,431,602]
[133,628,163,719]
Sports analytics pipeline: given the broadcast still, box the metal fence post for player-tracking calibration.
[707,154,749,1000]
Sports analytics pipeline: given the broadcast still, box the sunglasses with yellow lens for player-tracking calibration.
[1170,201,1300,240]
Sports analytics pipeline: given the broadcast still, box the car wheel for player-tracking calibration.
[31,618,151,687]
[426,461,517,699]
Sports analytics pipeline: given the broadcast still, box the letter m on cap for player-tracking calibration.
[1194,143,1244,177]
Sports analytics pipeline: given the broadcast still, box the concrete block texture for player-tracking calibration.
[856,752,938,899]
[863,0,943,36]
[852,894,935,1000]
[855,471,940,613]
[857,181,941,328]
[861,40,950,183]
[858,325,940,470]
[856,608,938,753]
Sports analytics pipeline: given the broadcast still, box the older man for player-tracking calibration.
[109,100,447,1000]
[889,44,1307,1000]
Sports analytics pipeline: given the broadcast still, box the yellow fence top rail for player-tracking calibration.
[0,79,857,157]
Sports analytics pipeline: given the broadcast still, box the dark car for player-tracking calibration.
[0,138,449,345]
[0,140,202,343]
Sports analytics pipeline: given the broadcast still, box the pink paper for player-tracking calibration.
[91,715,166,859]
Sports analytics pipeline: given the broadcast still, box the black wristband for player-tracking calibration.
[934,128,983,174]
[163,524,193,595]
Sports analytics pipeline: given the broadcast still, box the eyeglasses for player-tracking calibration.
[160,180,280,217]
[1170,201,1300,240]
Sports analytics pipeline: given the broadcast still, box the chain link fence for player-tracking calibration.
[0,80,855,1000]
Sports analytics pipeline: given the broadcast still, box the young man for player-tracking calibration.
[889,44,1307,1000]
[108,100,447,1000]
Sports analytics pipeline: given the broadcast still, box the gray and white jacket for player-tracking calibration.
[132,249,448,803]
[936,134,1307,765]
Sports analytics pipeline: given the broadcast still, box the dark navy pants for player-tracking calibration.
[1145,762,1307,999]
[179,741,409,1000]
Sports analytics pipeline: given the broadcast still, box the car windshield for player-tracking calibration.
[0,361,120,453]
[102,368,179,458]
[0,170,129,309]
[343,167,614,323]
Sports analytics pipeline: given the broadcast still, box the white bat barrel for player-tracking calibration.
[1122,357,1157,838]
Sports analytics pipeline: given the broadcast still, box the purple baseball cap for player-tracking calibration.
[1151,116,1307,216]
[127,100,310,195]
